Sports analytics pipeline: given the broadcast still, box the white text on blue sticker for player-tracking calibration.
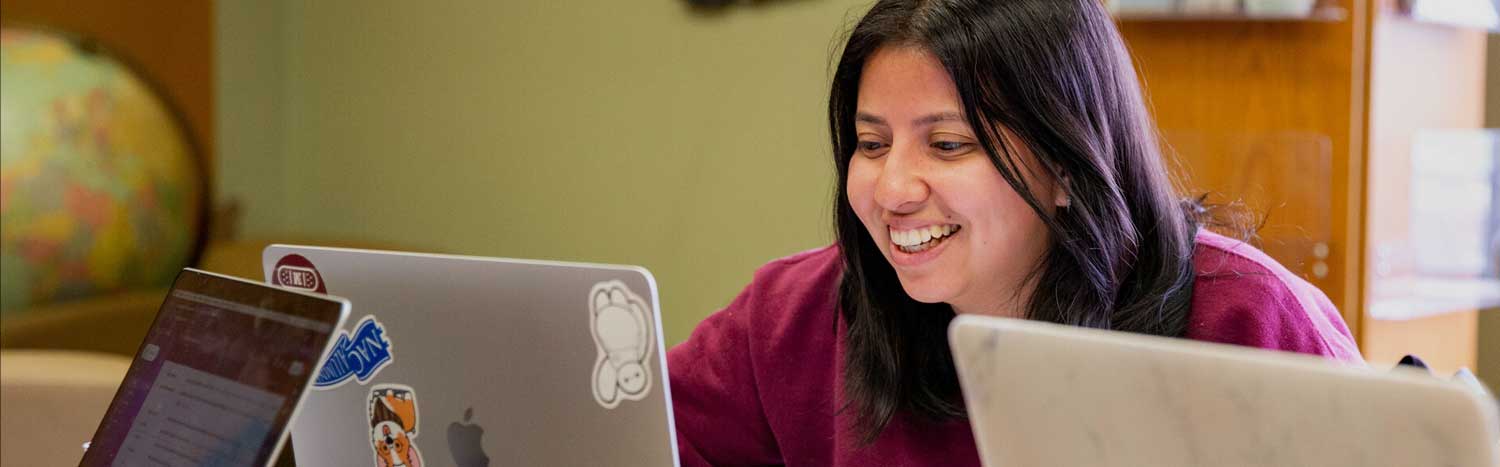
[315,315,394,389]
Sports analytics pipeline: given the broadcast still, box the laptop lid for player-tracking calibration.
[949,315,1500,467]
[81,268,351,467]
[261,245,679,467]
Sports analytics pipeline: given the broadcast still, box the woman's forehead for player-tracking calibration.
[855,45,964,122]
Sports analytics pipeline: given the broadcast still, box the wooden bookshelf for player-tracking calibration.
[1118,0,1491,372]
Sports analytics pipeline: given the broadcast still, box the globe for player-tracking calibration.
[0,27,203,314]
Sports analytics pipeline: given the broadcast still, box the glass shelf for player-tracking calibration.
[1368,277,1500,321]
[1113,6,1348,22]
[1366,129,1500,321]
[1394,0,1500,31]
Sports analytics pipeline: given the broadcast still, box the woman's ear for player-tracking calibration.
[1053,175,1072,208]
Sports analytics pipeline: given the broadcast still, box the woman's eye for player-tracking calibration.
[857,141,888,156]
[931,141,972,155]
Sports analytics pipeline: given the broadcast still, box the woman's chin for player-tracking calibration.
[896,279,958,306]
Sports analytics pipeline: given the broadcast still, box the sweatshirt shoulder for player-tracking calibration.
[745,245,843,302]
[1188,230,1363,362]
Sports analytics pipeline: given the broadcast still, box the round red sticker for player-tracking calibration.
[272,254,327,293]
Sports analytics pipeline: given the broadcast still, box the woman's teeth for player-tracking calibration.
[890,224,960,253]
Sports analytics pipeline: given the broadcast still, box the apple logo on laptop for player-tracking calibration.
[447,408,490,467]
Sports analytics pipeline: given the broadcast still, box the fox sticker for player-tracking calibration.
[368,384,424,467]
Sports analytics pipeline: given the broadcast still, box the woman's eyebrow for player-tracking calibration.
[855,112,964,127]
[855,112,888,126]
[914,112,964,126]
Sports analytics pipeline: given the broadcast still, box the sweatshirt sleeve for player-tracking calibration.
[668,285,782,466]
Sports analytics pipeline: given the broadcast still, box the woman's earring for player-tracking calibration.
[1054,178,1072,208]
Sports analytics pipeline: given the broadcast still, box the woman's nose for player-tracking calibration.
[873,147,929,214]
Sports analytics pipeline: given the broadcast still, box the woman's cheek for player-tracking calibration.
[846,159,880,220]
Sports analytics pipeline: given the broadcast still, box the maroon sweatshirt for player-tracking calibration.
[667,229,1364,466]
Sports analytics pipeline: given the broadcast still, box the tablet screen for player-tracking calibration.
[80,269,347,467]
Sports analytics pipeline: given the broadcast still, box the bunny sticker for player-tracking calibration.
[589,280,654,409]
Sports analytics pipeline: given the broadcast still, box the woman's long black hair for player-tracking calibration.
[830,0,1201,442]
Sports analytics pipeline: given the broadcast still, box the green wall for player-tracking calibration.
[217,0,872,345]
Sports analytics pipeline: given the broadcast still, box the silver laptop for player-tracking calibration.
[81,268,351,467]
[949,315,1500,467]
[262,245,679,467]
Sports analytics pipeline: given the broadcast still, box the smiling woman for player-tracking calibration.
[666,0,1364,465]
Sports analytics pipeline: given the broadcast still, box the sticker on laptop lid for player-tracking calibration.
[272,254,327,293]
[589,280,654,409]
[369,384,425,467]
[315,315,395,390]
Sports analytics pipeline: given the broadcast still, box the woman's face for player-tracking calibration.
[848,45,1063,316]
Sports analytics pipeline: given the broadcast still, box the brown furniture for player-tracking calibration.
[1117,0,1490,373]
[0,238,402,356]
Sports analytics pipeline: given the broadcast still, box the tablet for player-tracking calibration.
[80,268,349,466]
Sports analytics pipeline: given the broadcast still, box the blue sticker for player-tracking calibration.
[314,315,395,389]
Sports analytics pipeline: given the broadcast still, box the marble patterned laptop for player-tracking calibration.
[949,315,1499,467]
